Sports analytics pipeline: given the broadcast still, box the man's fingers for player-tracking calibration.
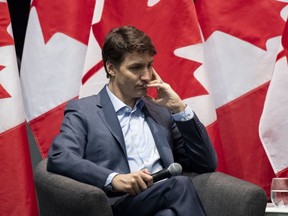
[141,169,153,187]
[129,179,141,195]
[127,173,150,195]
[134,173,150,190]
[151,67,163,82]
[146,80,166,90]
[113,171,153,196]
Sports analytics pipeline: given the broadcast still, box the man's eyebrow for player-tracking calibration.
[128,59,154,67]
[129,62,144,67]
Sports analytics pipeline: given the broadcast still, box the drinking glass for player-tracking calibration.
[271,178,288,207]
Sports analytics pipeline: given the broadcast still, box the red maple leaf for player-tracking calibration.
[32,0,95,44]
[195,0,287,50]
[0,2,14,47]
[86,0,208,99]
[0,65,11,99]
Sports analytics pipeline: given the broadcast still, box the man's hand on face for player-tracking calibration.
[145,68,186,113]
[111,169,153,196]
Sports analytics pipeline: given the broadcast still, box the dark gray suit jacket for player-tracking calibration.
[47,87,217,194]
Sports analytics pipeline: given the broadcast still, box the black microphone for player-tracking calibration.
[152,163,182,183]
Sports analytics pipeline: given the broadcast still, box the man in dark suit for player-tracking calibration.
[47,26,217,216]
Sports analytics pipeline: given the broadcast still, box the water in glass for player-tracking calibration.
[271,178,288,207]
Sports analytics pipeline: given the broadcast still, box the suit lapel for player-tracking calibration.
[96,88,127,157]
[94,88,174,167]
[142,104,174,168]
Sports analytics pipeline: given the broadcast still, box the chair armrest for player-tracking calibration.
[34,159,113,216]
[187,172,267,216]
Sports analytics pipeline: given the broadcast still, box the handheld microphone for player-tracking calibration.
[152,163,182,183]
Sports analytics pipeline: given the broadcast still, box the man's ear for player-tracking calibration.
[106,61,116,77]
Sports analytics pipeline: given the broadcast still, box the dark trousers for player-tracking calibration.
[112,176,206,216]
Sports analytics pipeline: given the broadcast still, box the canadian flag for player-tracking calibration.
[20,0,95,158]
[20,0,288,198]
[259,19,288,178]
[0,0,38,215]
[194,0,288,195]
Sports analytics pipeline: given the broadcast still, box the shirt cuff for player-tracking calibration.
[105,172,119,186]
[172,105,194,121]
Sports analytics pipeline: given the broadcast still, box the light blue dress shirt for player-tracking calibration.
[105,85,194,186]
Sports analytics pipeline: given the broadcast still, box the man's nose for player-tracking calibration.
[141,67,152,81]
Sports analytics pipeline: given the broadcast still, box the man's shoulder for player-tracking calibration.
[68,94,98,106]
[68,87,107,108]
[63,94,104,121]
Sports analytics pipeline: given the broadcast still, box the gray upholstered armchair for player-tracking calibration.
[34,159,267,216]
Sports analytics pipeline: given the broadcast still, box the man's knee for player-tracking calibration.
[165,176,196,198]
[171,176,193,188]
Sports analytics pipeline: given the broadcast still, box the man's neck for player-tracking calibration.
[107,84,136,108]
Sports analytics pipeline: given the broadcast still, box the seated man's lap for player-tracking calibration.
[112,176,206,216]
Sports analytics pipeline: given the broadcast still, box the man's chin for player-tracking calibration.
[135,89,147,97]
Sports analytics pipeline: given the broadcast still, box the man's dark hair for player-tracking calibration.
[102,26,157,78]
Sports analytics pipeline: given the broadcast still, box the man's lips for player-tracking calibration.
[137,84,148,89]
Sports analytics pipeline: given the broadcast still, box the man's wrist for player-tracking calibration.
[172,105,194,121]
[104,173,119,192]
[170,103,186,114]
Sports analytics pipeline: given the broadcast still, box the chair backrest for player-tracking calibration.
[34,159,113,216]
[190,172,268,216]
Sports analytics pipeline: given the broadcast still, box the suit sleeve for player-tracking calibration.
[172,113,218,173]
[47,100,113,190]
